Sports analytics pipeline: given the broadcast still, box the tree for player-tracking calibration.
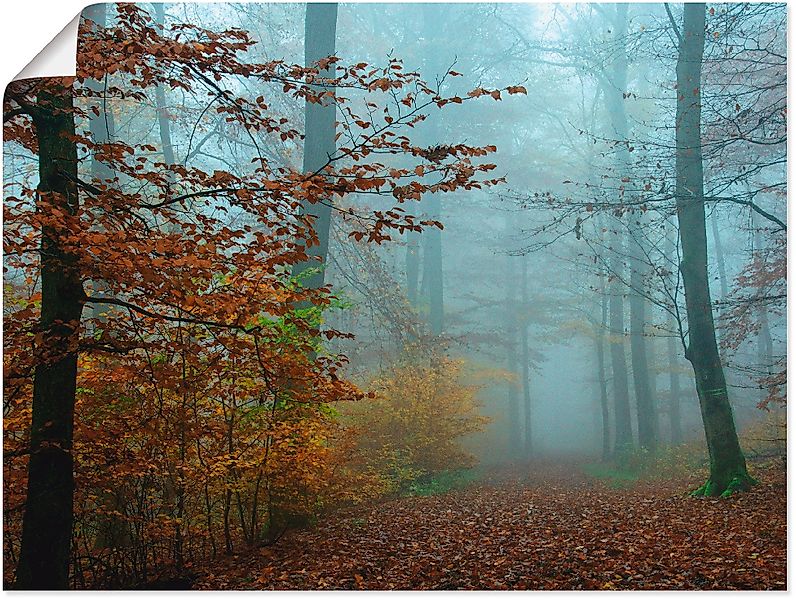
[12,79,83,591]
[4,4,511,587]
[291,2,338,292]
[602,3,656,453]
[673,2,754,497]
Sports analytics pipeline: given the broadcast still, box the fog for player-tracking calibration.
[3,1,788,589]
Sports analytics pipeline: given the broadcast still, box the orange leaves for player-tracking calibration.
[368,78,395,92]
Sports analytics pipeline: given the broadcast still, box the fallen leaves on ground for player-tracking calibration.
[193,461,786,590]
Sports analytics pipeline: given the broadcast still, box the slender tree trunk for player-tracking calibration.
[15,80,84,590]
[629,245,657,452]
[291,2,338,290]
[666,233,684,445]
[520,257,532,457]
[608,248,633,455]
[504,219,521,456]
[675,3,753,497]
[85,4,115,183]
[752,213,774,403]
[424,194,443,336]
[406,230,420,306]
[603,3,654,454]
[417,3,445,336]
[596,272,611,461]
[666,327,683,445]
[84,4,115,323]
[153,4,176,170]
[710,211,729,301]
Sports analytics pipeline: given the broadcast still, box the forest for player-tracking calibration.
[2,1,786,591]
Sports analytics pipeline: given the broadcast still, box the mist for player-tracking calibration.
[2,1,786,590]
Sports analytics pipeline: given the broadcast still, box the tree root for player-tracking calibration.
[690,473,758,498]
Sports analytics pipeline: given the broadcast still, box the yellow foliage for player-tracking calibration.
[341,352,490,493]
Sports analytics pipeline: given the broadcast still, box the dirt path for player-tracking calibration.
[193,463,786,590]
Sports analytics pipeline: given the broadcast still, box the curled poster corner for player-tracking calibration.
[13,12,81,81]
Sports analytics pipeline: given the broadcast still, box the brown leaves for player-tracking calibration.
[193,463,785,591]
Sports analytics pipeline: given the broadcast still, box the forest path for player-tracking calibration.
[194,462,786,590]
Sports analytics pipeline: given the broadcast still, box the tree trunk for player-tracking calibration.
[752,214,774,403]
[675,3,753,497]
[710,210,729,301]
[629,245,657,452]
[291,2,338,290]
[417,3,446,336]
[83,3,115,323]
[520,256,532,457]
[603,3,654,454]
[84,3,116,183]
[15,80,84,590]
[596,272,611,461]
[608,250,633,455]
[405,230,420,306]
[423,193,444,336]
[666,326,683,445]
[504,219,521,456]
[153,3,176,171]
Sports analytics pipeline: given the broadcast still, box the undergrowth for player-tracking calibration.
[583,412,786,490]
[405,469,481,497]
[582,442,708,489]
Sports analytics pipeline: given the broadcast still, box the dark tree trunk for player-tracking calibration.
[15,80,84,590]
[675,3,753,497]
[291,2,338,290]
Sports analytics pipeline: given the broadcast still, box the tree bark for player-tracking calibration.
[675,3,753,497]
[291,2,338,290]
[15,79,84,590]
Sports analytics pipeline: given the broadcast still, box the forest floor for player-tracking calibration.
[192,460,786,591]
